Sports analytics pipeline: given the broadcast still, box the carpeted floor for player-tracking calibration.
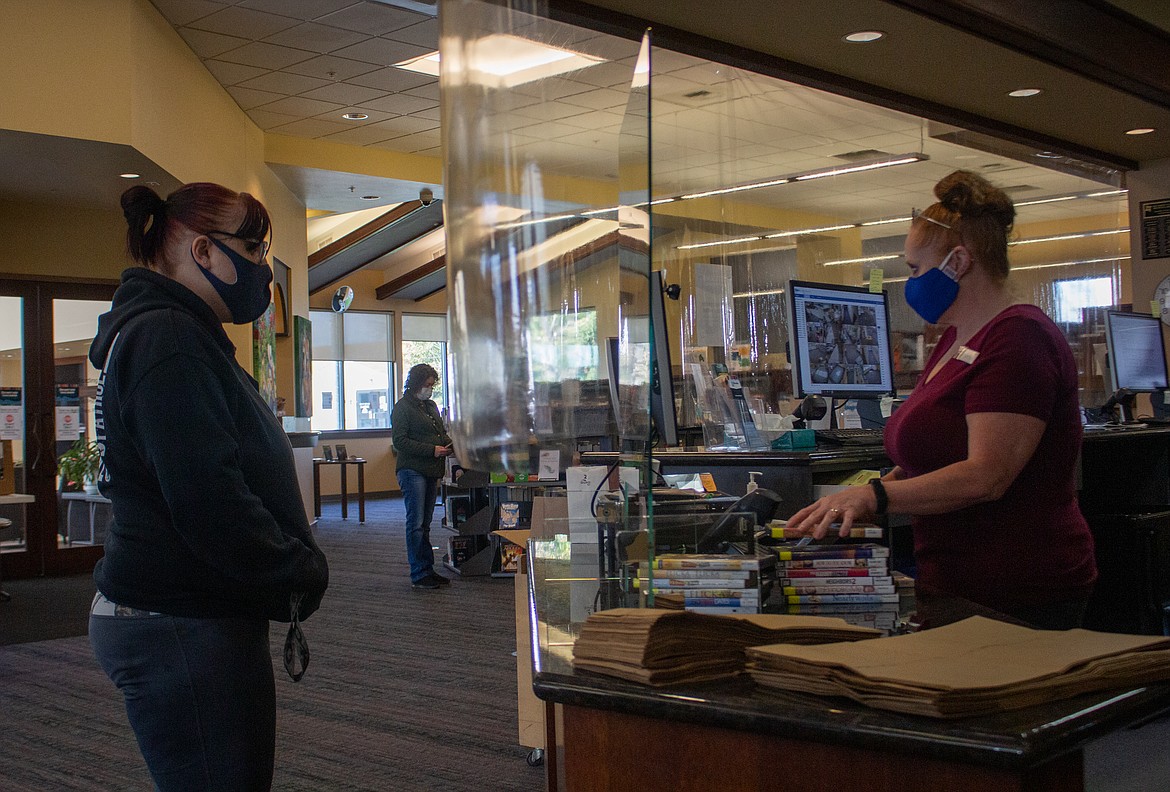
[0,497,544,791]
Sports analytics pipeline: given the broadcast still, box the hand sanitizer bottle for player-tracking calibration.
[746,471,762,495]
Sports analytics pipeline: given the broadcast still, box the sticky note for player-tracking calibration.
[869,268,884,293]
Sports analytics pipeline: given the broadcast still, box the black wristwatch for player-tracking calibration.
[869,478,888,515]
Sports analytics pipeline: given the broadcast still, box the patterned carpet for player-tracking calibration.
[0,497,545,791]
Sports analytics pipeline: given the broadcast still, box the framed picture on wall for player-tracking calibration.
[294,315,313,417]
[272,257,291,338]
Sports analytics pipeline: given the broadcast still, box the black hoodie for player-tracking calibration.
[89,268,327,621]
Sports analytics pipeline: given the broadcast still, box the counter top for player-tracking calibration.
[533,665,1170,771]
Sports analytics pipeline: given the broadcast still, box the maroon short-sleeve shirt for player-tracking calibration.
[884,304,1096,610]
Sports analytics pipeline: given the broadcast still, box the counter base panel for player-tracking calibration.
[560,703,1082,792]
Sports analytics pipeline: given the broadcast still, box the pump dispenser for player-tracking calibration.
[746,471,762,495]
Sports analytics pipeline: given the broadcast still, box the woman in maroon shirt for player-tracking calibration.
[786,170,1097,629]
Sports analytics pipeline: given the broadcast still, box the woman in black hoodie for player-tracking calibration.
[88,182,328,791]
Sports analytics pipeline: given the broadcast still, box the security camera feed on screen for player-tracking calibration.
[789,281,895,398]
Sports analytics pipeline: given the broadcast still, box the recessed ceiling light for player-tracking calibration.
[119,173,140,179]
[843,31,884,43]
[360,195,380,200]
[1126,127,1155,135]
[1035,151,1063,159]
[1008,88,1042,98]
[342,112,369,121]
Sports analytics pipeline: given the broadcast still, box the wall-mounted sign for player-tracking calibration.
[1140,199,1170,260]
[0,386,22,440]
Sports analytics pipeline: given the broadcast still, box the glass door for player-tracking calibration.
[0,278,116,577]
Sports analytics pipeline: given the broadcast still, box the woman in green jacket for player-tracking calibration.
[391,364,453,589]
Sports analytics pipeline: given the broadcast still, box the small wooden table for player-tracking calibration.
[312,458,366,523]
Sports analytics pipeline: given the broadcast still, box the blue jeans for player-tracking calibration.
[397,467,439,582]
[90,607,275,791]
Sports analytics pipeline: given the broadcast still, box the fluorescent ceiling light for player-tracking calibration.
[765,223,854,239]
[401,35,605,87]
[733,288,787,298]
[822,253,902,267]
[680,178,790,201]
[793,155,924,181]
[1087,190,1127,197]
[1126,128,1155,135]
[860,216,913,226]
[1015,255,1130,271]
[1010,229,1128,246]
[678,235,764,251]
[119,173,140,179]
[1016,195,1078,207]
[1009,88,1042,98]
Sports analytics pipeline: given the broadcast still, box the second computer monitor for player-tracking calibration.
[1104,310,1169,393]
[788,280,896,400]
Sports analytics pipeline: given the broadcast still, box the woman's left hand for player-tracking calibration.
[784,484,877,541]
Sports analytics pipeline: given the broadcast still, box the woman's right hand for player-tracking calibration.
[434,444,453,458]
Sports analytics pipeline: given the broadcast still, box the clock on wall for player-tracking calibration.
[1155,275,1170,325]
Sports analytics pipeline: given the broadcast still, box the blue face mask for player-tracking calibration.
[904,248,959,324]
[198,237,273,324]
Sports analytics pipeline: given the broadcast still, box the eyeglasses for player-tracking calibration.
[911,207,953,230]
[211,230,270,259]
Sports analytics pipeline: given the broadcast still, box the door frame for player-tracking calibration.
[0,274,118,577]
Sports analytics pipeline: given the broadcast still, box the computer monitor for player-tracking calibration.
[1104,310,1169,393]
[649,270,679,447]
[788,280,896,400]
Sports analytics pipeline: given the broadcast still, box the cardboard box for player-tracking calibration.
[491,527,545,750]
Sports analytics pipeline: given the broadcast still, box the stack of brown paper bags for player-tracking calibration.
[747,615,1170,718]
[572,608,880,686]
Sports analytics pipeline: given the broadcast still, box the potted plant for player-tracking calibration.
[58,437,101,495]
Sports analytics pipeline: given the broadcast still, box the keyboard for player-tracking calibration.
[814,428,886,447]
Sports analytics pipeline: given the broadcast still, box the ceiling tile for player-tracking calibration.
[284,54,380,82]
[148,0,226,26]
[315,3,429,35]
[510,101,593,124]
[237,0,361,21]
[556,87,630,111]
[215,41,318,70]
[238,71,330,95]
[367,136,418,154]
[411,104,441,121]
[227,85,287,110]
[383,18,437,48]
[402,81,439,101]
[269,117,355,138]
[186,6,301,39]
[402,128,441,150]
[299,82,387,106]
[260,95,347,117]
[178,28,251,59]
[203,60,269,86]
[366,115,437,137]
[262,22,370,54]
[348,67,433,93]
[330,37,431,66]
[321,125,401,146]
[246,108,303,130]
[361,93,436,115]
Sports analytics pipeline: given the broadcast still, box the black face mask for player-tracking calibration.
[196,237,273,324]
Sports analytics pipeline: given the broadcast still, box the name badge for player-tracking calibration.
[955,346,979,365]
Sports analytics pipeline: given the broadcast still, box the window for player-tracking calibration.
[1053,276,1115,324]
[309,310,394,431]
[527,309,598,383]
[401,314,449,411]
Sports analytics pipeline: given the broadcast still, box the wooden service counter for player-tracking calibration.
[526,536,1170,792]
